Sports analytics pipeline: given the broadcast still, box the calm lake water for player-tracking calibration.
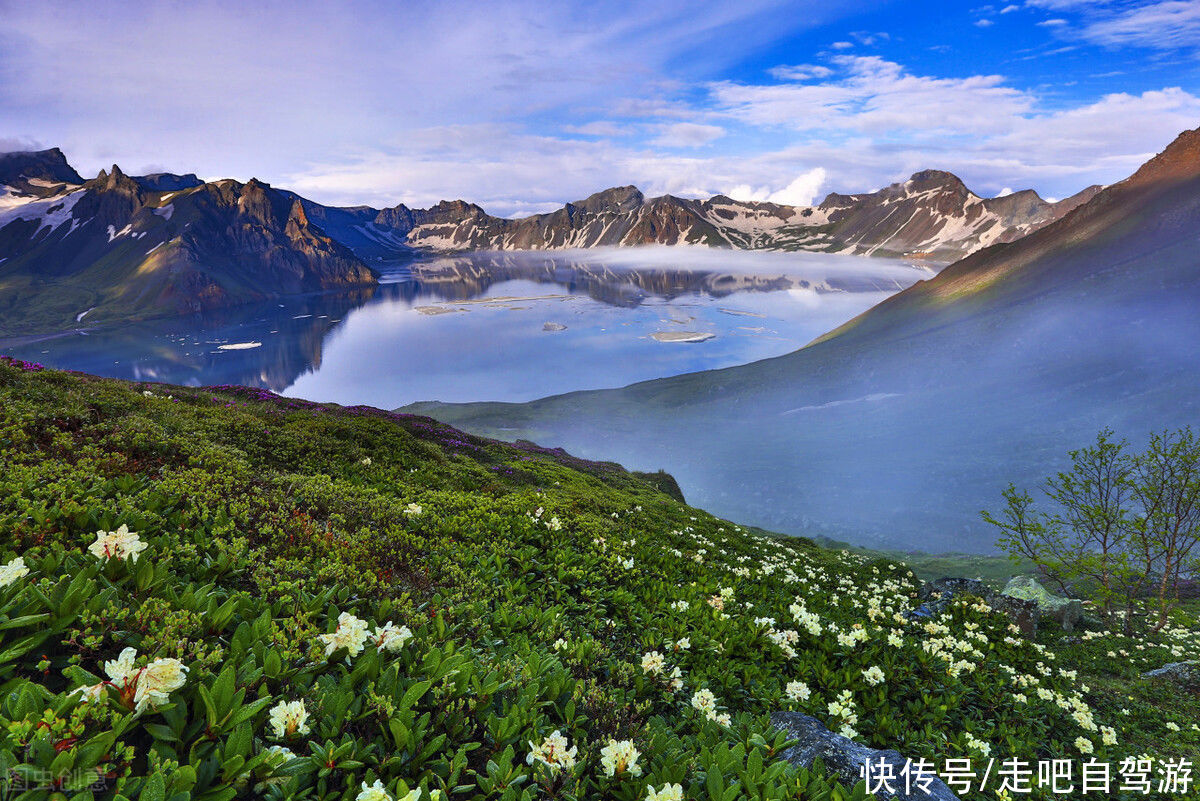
[4,249,933,408]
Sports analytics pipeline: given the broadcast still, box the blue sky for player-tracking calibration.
[2,0,1198,216]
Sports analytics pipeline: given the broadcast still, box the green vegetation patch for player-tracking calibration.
[0,358,1196,800]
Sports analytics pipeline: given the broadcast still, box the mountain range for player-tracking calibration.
[0,147,1095,334]
[406,125,1200,553]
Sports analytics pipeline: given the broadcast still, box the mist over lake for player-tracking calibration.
[1,248,933,408]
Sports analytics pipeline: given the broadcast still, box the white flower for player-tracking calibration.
[1074,736,1094,754]
[674,638,690,651]
[785,681,811,702]
[862,666,885,686]
[88,525,149,562]
[104,647,138,683]
[319,612,371,658]
[599,739,642,777]
[620,557,635,570]
[0,556,30,588]
[1166,721,1181,732]
[646,783,683,801]
[373,622,413,652]
[134,658,188,712]
[361,457,372,465]
[527,730,577,773]
[404,503,423,516]
[690,689,716,714]
[357,780,393,801]
[641,651,666,675]
[1101,726,1117,746]
[75,648,186,712]
[966,734,991,756]
[268,699,310,739]
[712,712,732,726]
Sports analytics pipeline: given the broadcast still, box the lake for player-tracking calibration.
[1,248,934,408]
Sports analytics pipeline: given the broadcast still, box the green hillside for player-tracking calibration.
[0,358,1196,800]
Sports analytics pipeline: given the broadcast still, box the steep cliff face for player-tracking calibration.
[0,157,377,332]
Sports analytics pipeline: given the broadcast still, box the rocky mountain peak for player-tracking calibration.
[906,169,969,194]
[1123,126,1200,188]
[572,185,645,214]
[0,147,84,188]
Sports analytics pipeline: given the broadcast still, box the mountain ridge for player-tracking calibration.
[0,146,1099,333]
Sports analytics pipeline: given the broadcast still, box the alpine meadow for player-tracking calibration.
[2,2,1199,800]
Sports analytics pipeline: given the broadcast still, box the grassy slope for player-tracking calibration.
[0,360,1197,800]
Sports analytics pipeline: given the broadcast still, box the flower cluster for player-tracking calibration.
[599,739,642,777]
[268,699,310,739]
[0,556,29,588]
[88,525,149,562]
[527,730,578,773]
[75,647,188,713]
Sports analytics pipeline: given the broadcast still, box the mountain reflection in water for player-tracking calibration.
[1,249,933,407]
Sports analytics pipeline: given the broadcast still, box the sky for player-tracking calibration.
[2,0,1199,217]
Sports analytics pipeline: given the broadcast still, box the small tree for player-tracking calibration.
[984,427,1200,631]
[1129,427,1200,629]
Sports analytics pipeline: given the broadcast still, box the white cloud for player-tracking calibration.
[725,167,827,206]
[768,63,835,80]
[565,121,630,137]
[975,18,995,27]
[648,123,726,148]
[1078,0,1200,49]
[1000,4,1020,13]
[1027,0,1200,50]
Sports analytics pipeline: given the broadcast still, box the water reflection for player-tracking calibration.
[0,250,933,406]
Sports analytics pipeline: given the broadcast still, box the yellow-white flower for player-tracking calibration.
[526,730,577,773]
[373,622,413,652]
[319,611,370,658]
[646,783,683,801]
[690,689,716,714]
[0,556,29,588]
[404,503,423,516]
[641,651,666,675]
[599,739,642,777]
[357,780,392,801]
[104,647,138,682]
[1074,736,1094,754]
[862,666,885,686]
[785,681,811,702]
[88,525,149,562]
[134,658,188,712]
[268,699,310,739]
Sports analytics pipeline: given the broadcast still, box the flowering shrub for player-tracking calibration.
[0,361,1196,799]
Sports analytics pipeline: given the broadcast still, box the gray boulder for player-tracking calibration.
[1002,576,1083,632]
[1142,661,1200,692]
[771,711,960,801]
[907,577,1038,637]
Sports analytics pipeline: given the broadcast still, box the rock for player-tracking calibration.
[1142,661,1200,692]
[1002,576,1083,632]
[771,712,961,801]
[907,577,1038,637]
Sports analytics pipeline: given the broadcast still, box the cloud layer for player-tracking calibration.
[1,0,1197,216]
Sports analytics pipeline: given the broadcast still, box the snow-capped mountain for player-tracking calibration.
[0,150,376,334]
[399,175,1100,261]
[0,147,1096,333]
